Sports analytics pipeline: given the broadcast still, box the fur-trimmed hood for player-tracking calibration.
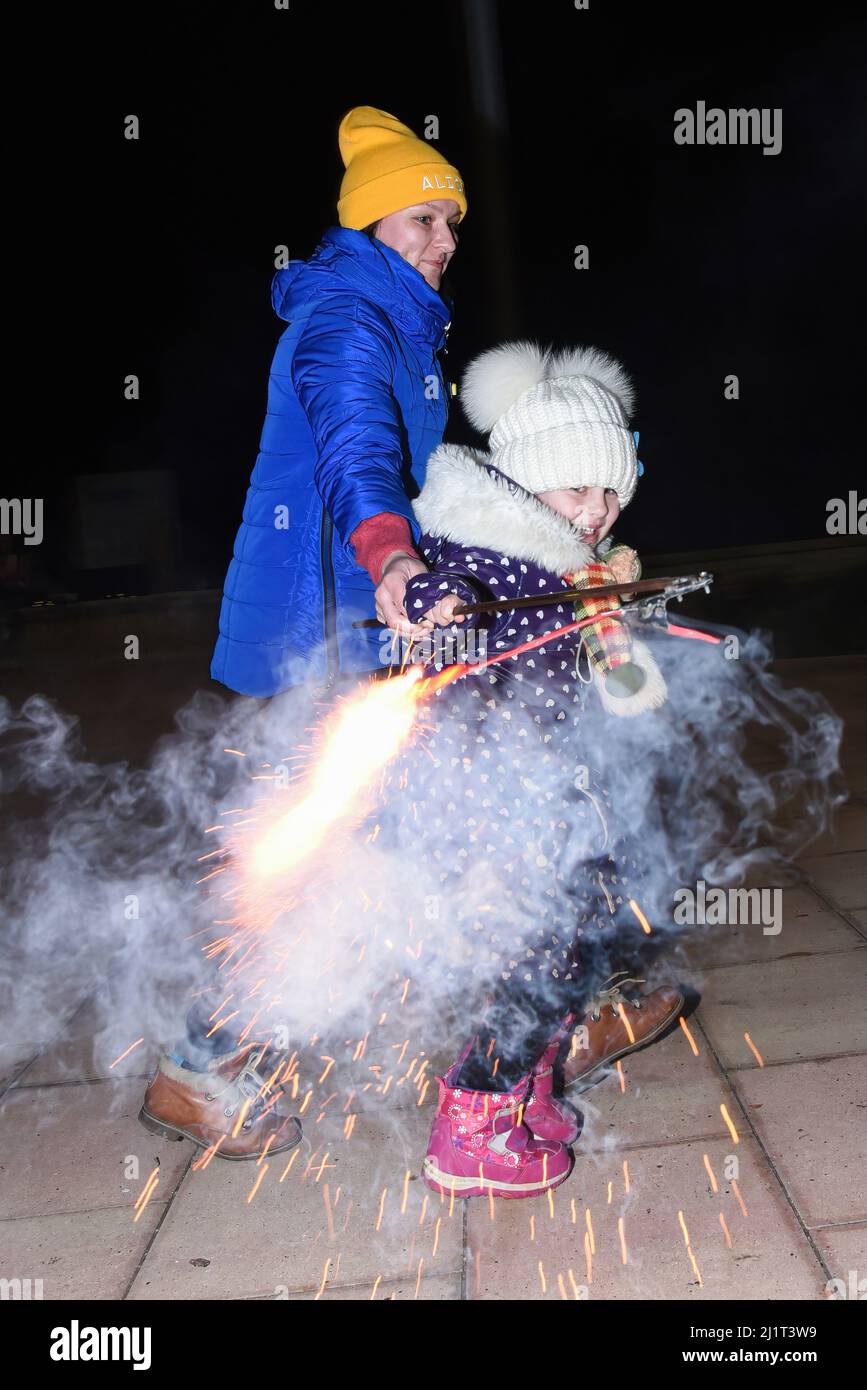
[413,443,595,575]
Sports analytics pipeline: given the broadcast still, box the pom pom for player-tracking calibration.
[460,341,550,433]
[546,345,636,417]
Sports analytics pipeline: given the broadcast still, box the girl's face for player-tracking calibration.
[535,485,621,546]
[374,199,461,290]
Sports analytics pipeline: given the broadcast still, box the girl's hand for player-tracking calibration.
[607,545,640,585]
[418,592,468,629]
[375,552,430,635]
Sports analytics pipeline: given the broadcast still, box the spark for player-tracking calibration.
[370,1274,382,1300]
[278,1148,300,1181]
[607,1181,613,1204]
[318,1056,335,1084]
[719,1103,740,1144]
[109,1038,144,1070]
[584,1231,593,1284]
[585,1207,595,1254]
[133,1167,160,1216]
[622,1159,630,1193]
[570,1198,577,1225]
[223,748,246,757]
[743,1032,765,1066]
[703,1153,719,1192]
[192,1135,226,1170]
[538,1261,547,1295]
[627,898,653,934]
[400,1169,412,1215]
[719,1211,733,1247]
[529,1214,536,1242]
[731,1180,749,1217]
[257,1132,277,1166]
[615,1059,626,1092]
[679,1016,700,1055]
[432,1217,441,1258]
[375,1186,388,1231]
[617,1216,628,1264]
[558,1273,568,1301]
[487,1185,495,1221]
[314,1257,331,1300]
[400,978,410,1005]
[246,1163,268,1204]
[546,1188,555,1220]
[418,1195,428,1228]
[417,1080,430,1107]
[414,1258,424,1299]
[687,1244,703,1286]
[677,1210,691,1246]
[323,1184,335,1240]
[616,1003,635,1044]
[567,1269,581,1299]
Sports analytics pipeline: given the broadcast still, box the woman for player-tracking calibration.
[211,104,467,696]
[139,107,467,1162]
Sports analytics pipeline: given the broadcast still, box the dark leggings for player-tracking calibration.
[456,856,661,1092]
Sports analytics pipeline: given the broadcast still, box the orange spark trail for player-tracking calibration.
[110,1038,144,1070]
[720,1103,740,1144]
[743,1032,765,1066]
[679,1016,700,1054]
[627,899,653,934]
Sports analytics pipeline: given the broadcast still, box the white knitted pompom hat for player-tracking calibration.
[460,341,640,506]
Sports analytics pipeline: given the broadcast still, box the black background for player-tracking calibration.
[13,0,867,597]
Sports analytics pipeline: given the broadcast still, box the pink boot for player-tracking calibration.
[522,1014,581,1145]
[422,1046,572,1200]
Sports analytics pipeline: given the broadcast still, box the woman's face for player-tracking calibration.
[374,199,461,290]
[535,485,621,546]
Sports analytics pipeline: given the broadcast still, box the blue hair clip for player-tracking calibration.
[633,430,645,476]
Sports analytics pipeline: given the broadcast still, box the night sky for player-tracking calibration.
[21,1,867,596]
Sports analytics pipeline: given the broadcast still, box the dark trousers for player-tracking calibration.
[455,854,660,1091]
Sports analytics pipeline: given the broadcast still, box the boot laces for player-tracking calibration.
[587,973,646,1022]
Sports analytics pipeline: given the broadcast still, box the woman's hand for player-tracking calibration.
[375,551,430,635]
[418,593,467,630]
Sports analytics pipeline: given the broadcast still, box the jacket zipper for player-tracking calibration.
[319,506,339,687]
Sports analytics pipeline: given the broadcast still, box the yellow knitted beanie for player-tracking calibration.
[337,105,467,229]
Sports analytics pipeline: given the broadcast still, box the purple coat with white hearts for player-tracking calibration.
[383,442,636,989]
[406,442,597,720]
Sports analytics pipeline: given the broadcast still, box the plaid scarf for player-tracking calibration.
[562,560,634,678]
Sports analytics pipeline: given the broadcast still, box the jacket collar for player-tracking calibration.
[295,226,451,351]
[413,444,595,576]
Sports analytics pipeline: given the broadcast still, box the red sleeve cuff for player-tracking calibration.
[350,513,417,585]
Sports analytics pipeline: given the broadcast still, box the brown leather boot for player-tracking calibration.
[563,973,684,1091]
[139,1044,302,1160]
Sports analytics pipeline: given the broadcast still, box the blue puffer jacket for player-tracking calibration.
[211,226,453,695]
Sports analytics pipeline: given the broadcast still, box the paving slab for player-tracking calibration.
[568,1019,734,1152]
[0,1079,191,1220]
[681,885,863,970]
[798,851,867,912]
[694,948,867,1066]
[126,1104,461,1300]
[731,1054,867,1228]
[0,1201,167,1300]
[800,800,867,857]
[466,1136,825,1301]
[809,1223,867,1298]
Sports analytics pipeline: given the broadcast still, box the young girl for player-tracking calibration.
[393,342,685,1200]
